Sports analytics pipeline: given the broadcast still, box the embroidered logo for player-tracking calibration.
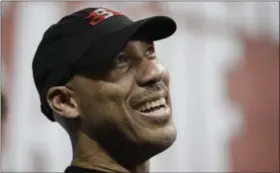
[85,8,122,26]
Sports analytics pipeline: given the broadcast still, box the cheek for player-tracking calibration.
[77,82,129,123]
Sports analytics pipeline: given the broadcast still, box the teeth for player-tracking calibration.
[151,101,156,108]
[136,97,166,112]
[155,100,160,107]
[146,103,151,110]
[160,97,166,104]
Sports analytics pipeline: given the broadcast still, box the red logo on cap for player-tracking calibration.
[85,8,122,25]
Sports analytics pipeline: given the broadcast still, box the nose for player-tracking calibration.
[136,60,165,87]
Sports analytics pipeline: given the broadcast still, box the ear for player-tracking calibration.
[46,86,80,119]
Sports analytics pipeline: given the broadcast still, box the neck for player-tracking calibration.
[71,131,150,173]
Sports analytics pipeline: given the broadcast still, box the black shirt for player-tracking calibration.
[65,166,109,173]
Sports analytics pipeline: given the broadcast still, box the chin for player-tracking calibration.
[127,119,176,163]
[127,106,177,149]
[143,120,177,151]
[125,90,177,156]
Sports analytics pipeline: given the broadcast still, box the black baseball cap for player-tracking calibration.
[32,7,177,121]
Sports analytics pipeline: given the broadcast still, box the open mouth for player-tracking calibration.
[129,90,171,124]
[134,97,167,113]
[130,93,171,124]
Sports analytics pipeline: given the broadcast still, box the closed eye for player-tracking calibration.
[145,46,156,59]
[113,53,131,68]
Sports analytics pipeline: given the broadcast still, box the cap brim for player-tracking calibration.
[77,16,176,69]
[132,16,177,41]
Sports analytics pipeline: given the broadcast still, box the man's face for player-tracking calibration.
[68,40,176,155]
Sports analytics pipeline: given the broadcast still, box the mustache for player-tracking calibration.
[130,83,166,103]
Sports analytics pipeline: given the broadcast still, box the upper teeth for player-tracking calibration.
[137,97,166,112]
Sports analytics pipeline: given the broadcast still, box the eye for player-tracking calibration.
[114,54,131,68]
[145,46,156,58]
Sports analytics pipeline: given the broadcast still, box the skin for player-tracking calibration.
[47,40,177,173]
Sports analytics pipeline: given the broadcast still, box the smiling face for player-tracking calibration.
[49,39,177,163]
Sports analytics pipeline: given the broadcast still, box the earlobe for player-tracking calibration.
[47,86,80,119]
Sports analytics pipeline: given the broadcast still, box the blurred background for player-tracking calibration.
[1,1,279,172]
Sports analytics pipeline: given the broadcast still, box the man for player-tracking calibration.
[32,7,177,173]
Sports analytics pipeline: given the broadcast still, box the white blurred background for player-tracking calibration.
[1,2,279,172]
